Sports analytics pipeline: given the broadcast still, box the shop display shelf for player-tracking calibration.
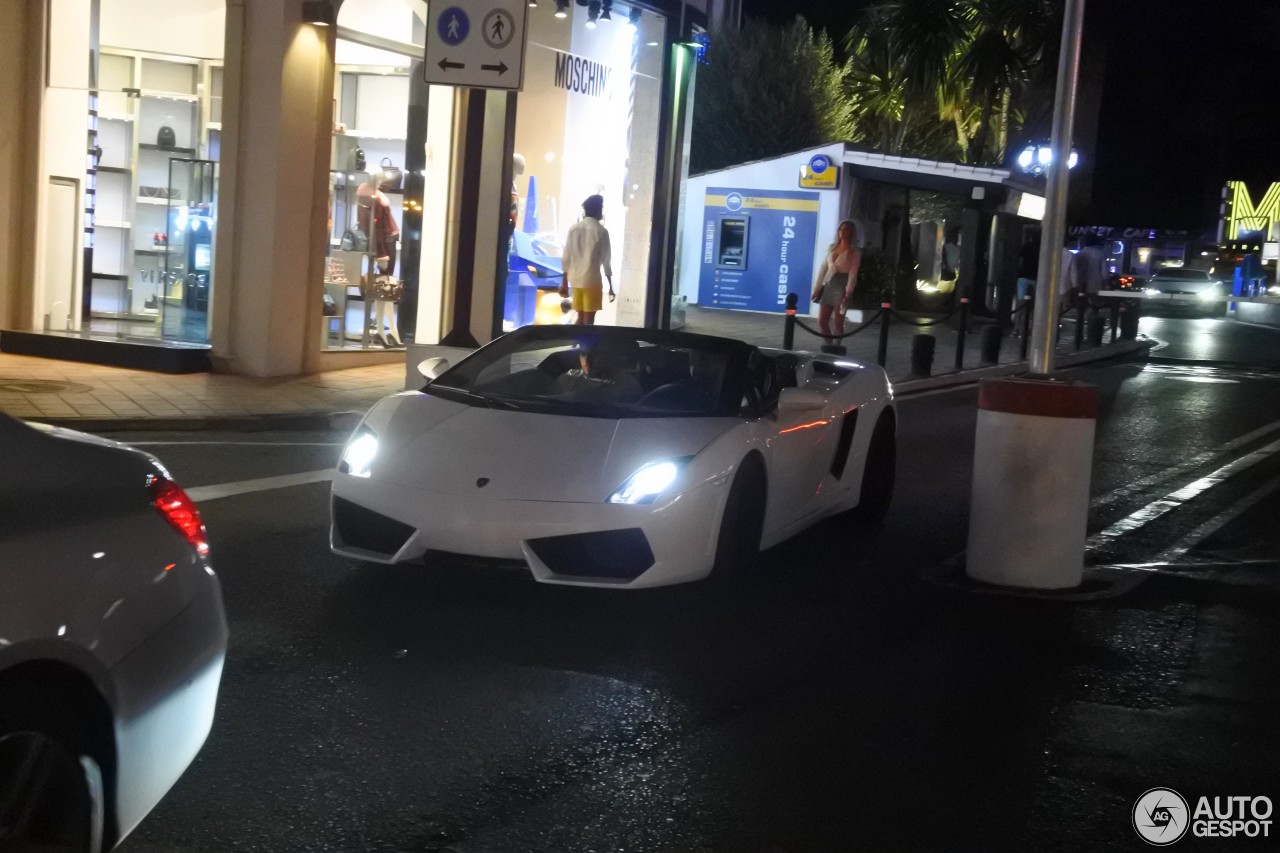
[96,220,132,229]
[98,112,134,122]
[139,90,200,103]
[139,143,197,154]
[96,165,131,174]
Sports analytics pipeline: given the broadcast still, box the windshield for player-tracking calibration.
[429,326,755,418]
[1153,269,1213,281]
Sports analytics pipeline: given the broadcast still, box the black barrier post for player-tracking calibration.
[1120,299,1140,339]
[911,334,936,377]
[877,298,892,367]
[1109,300,1120,343]
[1020,299,1032,361]
[980,324,1003,365]
[1087,311,1105,347]
[954,294,969,370]
[1074,292,1086,351]
[783,292,798,351]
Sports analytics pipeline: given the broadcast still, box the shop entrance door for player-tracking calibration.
[43,177,81,332]
[161,158,217,343]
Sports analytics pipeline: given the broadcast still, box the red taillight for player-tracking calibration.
[150,476,209,556]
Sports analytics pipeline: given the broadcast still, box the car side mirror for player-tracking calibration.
[418,357,449,380]
[777,387,825,415]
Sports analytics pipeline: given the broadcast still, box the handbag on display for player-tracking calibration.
[370,274,404,303]
[350,144,367,173]
[156,125,177,148]
[340,228,368,252]
[379,157,404,190]
[323,292,339,316]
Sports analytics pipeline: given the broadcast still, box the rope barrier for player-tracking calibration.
[886,304,960,327]
[791,309,884,341]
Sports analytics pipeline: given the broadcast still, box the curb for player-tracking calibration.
[31,410,365,434]
[920,557,1150,602]
[13,338,1155,432]
[895,337,1155,395]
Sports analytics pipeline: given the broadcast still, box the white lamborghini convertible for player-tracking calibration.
[330,326,895,588]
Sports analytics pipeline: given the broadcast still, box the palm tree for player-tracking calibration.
[957,0,1056,162]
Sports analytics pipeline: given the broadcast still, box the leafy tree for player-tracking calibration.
[690,17,854,175]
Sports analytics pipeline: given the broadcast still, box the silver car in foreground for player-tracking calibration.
[1,415,227,852]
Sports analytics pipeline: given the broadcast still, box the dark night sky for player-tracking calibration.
[739,0,1280,232]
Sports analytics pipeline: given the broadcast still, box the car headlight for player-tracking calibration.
[1198,285,1223,301]
[339,426,379,478]
[1144,287,1160,296]
[607,457,691,505]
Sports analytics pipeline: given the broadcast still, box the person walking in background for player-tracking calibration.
[1071,233,1108,296]
[559,195,613,325]
[1013,228,1041,333]
[810,220,861,342]
[941,226,961,287]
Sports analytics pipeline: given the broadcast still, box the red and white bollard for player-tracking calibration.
[966,377,1098,589]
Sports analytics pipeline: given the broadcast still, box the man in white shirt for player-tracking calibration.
[560,195,614,325]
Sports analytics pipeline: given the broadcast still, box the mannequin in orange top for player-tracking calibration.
[357,176,402,347]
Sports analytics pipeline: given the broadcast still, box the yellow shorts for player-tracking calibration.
[571,286,602,313]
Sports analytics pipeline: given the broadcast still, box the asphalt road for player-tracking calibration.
[112,317,1280,852]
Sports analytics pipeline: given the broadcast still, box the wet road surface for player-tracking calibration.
[111,317,1280,851]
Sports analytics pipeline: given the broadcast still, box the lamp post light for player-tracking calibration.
[1015,141,1080,177]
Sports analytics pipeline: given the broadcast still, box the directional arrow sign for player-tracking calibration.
[423,0,528,91]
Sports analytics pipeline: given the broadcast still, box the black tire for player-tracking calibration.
[710,455,766,580]
[0,731,102,853]
[854,413,896,524]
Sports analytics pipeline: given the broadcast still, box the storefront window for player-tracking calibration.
[82,0,225,344]
[503,2,666,330]
[322,0,453,351]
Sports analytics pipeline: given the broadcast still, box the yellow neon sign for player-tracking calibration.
[1225,180,1280,240]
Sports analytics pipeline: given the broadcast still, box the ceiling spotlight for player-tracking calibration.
[585,1,599,28]
[554,0,569,18]
[529,0,538,6]
[600,0,612,21]
[627,5,642,28]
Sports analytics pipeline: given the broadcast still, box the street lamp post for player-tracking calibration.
[1028,0,1087,375]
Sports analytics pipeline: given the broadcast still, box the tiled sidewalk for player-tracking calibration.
[0,353,403,424]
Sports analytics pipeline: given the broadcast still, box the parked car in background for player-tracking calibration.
[1142,268,1228,316]
[0,415,227,852]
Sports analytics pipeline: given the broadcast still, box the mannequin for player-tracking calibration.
[357,176,402,347]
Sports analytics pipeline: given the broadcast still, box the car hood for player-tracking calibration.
[372,394,737,502]
[1150,278,1219,293]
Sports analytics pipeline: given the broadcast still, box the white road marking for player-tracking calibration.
[131,441,345,446]
[186,469,335,502]
[1088,436,1280,546]
[1152,472,1280,564]
[1092,417,1280,508]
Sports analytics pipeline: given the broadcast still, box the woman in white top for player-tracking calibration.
[810,220,862,341]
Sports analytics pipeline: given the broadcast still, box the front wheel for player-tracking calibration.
[710,456,766,581]
[0,731,103,853]
[854,413,896,524]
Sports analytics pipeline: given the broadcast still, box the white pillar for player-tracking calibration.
[966,378,1097,589]
[212,0,335,376]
